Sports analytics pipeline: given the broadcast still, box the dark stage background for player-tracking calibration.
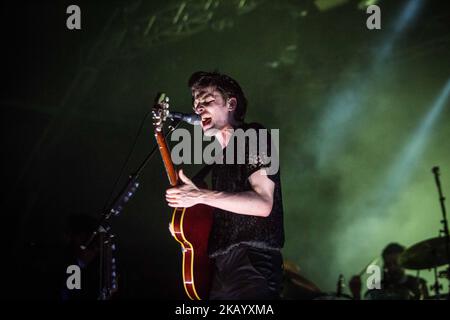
[1,0,449,299]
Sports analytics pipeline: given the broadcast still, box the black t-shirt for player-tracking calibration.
[208,122,285,257]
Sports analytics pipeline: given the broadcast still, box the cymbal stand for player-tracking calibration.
[336,274,344,297]
[431,166,450,299]
[430,266,442,297]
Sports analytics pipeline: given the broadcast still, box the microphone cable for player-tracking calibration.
[100,109,181,214]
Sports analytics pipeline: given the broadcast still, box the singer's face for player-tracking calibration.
[192,86,233,136]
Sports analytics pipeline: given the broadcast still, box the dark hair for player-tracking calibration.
[188,71,247,123]
[382,243,405,259]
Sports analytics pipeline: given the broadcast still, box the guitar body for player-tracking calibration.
[171,204,214,300]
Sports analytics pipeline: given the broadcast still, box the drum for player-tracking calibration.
[363,287,414,300]
[313,293,353,300]
[426,293,449,300]
[282,261,323,300]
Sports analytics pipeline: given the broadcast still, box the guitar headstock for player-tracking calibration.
[152,93,170,132]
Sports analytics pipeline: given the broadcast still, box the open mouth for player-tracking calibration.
[201,115,212,127]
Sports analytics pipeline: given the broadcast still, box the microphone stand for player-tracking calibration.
[431,166,450,299]
[336,274,344,297]
[81,119,181,300]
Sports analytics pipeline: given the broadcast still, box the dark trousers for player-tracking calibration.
[209,245,283,300]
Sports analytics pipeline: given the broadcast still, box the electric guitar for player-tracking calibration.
[152,93,213,300]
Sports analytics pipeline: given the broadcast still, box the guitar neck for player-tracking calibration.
[155,130,178,186]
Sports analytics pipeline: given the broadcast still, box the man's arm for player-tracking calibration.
[166,169,274,217]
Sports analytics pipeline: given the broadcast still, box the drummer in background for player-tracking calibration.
[349,243,429,300]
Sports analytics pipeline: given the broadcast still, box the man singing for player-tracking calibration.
[166,71,285,300]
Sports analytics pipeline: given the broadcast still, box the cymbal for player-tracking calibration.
[283,260,322,294]
[399,237,450,270]
[285,269,322,293]
[282,270,323,299]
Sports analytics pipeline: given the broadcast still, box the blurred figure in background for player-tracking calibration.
[349,243,428,300]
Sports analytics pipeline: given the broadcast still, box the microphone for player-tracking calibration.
[168,112,201,125]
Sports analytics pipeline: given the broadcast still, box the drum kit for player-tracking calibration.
[282,166,450,300]
[282,236,449,300]
[399,236,450,299]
